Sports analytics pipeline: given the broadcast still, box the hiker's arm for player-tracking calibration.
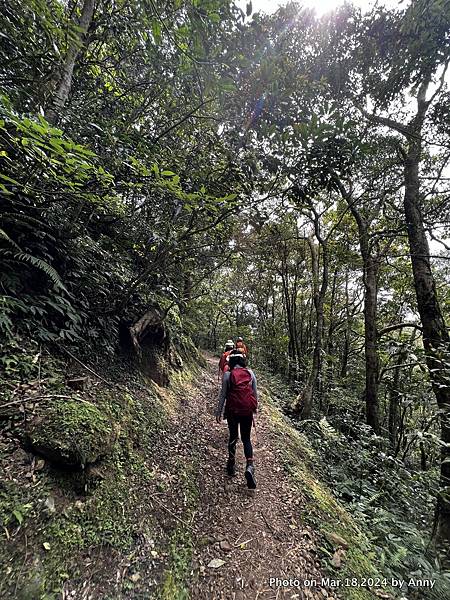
[250,371,259,411]
[215,372,230,420]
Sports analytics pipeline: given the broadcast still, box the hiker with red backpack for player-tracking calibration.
[218,340,234,381]
[215,350,258,489]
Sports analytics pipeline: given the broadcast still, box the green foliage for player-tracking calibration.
[298,416,450,596]
[0,0,250,355]
[0,92,242,351]
[262,383,378,600]
[0,97,120,346]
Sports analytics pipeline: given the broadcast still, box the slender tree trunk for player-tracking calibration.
[292,268,301,379]
[307,298,313,352]
[46,0,95,124]
[340,269,351,379]
[394,404,408,458]
[336,180,381,432]
[326,268,338,387]
[351,210,380,433]
[280,247,300,379]
[281,271,296,378]
[388,370,400,449]
[348,207,381,433]
[388,348,407,449]
[301,236,328,419]
[364,253,380,433]
[298,291,305,358]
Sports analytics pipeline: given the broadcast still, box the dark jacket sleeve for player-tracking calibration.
[216,372,230,417]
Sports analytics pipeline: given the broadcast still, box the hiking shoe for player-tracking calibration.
[226,458,236,477]
[245,463,256,489]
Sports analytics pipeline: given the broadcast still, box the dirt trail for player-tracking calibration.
[177,356,338,600]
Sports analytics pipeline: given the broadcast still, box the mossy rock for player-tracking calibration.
[24,399,115,469]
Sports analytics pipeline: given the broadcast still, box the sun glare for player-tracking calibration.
[311,0,348,17]
[238,0,394,18]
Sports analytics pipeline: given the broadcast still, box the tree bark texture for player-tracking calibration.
[46,0,95,124]
[347,200,381,434]
[403,138,450,547]
[363,253,380,434]
[388,347,408,450]
[300,236,328,419]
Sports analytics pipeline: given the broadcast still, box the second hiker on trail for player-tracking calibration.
[218,339,234,381]
[215,350,258,489]
[235,336,248,357]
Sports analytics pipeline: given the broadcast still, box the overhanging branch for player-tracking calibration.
[378,322,423,337]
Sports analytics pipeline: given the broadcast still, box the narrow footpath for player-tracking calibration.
[171,355,339,600]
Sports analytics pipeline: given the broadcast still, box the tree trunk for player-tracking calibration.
[364,254,380,434]
[360,74,450,547]
[280,251,299,380]
[292,268,302,379]
[340,269,351,379]
[46,0,95,124]
[349,206,380,433]
[326,268,338,388]
[403,138,450,547]
[282,276,295,376]
[388,348,407,449]
[336,179,381,433]
[301,236,328,419]
[298,291,305,362]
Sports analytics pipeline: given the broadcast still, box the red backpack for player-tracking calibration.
[227,368,257,416]
[219,350,231,372]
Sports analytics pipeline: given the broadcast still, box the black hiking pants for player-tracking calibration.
[227,413,253,460]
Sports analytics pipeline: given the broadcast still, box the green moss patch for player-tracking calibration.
[25,399,115,469]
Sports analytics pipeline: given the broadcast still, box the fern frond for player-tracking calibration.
[0,228,21,251]
[2,212,50,230]
[13,252,67,292]
[319,417,339,439]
